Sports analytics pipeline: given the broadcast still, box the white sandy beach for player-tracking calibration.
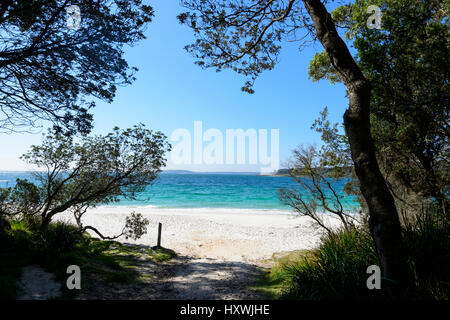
[24,207,351,299]
[58,206,345,262]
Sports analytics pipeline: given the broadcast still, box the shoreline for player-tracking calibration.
[87,204,358,215]
[58,206,346,262]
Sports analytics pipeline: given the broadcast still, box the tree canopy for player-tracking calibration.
[0,124,171,232]
[0,0,153,133]
[308,0,449,212]
[178,0,317,93]
[177,0,434,294]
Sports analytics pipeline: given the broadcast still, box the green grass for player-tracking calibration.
[254,212,450,300]
[82,242,176,284]
[252,250,311,299]
[0,218,176,299]
[0,220,36,299]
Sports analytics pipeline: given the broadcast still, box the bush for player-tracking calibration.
[0,218,153,299]
[0,220,34,299]
[0,219,89,298]
[403,213,450,299]
[32,221,84,257]
[274,212,449,300]
[278,227,381,300]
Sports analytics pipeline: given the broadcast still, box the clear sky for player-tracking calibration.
[0,1,349,172]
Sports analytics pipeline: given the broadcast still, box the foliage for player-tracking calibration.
[308,0,450,214]
[259,211,449,300]
[279,144,359,233]
[0,218,174,299]
[0,124,170,235]
[402,210,450,299]
[178,0,317,93]
[0,220,31,299]
[308,51,340,84]
[279,107,366,232]
[252,250,311,299]
[310,107,352,177]
[32,220,85,256]
[178,1,418,294]
[123,212,150,241]
[0,179,43,220]
[280,227,380,300]
[0,0,153,133]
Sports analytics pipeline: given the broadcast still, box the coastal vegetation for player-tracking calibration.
[274,166,353,178]
[0,124,170,235]
[0,0,154,134]
[274,0,450,299]
[0,124,173,298]
[0,0,172,300]
[0,217,175,299]
[256,210,449,299]
[178,0,449,298]
[0,0,448,302]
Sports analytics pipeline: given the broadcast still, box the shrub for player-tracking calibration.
[279,227,381,300]
[32,221,84,257]
[403,212,450,299]
[0,217,157,299]
[275,212,449,300]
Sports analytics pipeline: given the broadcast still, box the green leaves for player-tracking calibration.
[123,212,149,240]
[0,0,154,133]
[179,0,299,93]
[308,51,341,84]
[306,0,449,207]
[5,124,171,232]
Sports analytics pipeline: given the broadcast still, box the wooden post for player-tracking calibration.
[157,222,162,248]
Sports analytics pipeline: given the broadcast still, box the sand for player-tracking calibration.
[57,206,345,262]
[50,207,349,299]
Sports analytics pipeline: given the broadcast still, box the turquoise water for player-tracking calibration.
[0,172,360,211]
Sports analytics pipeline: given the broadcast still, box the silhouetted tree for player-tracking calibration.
[308,0,449,215]
[0,0,153,133]
[178,0,411,296]
[0,124,171,235]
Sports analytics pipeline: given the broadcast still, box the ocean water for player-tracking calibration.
[0,172,360,212]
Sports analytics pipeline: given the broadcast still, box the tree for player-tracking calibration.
[308,0,449,216]
[279,146,358,234]
[178,0,410,296]
[279,107,363,234]
[0,124,171,236]
[0,0,153,133]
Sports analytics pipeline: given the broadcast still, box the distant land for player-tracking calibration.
[161,170,304,176]
[271,167,353,177]
[161,170,263,175]
[0,169,282,176]
[1,169,349,177]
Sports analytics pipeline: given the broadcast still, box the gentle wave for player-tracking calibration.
[0,172,361,212]
[98,204,290,213]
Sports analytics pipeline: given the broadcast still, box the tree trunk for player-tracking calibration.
[40,215,51,231]
[302,0,411,296]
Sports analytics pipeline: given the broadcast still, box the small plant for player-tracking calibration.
[123,212,150,240]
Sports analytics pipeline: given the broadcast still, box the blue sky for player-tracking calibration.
[0,1,349,172]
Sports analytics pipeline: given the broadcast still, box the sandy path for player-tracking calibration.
[56,207,344,300]
[17,266,62,300]
[148,255,261,300]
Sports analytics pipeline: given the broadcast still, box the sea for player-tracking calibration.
[0,171,360,212]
